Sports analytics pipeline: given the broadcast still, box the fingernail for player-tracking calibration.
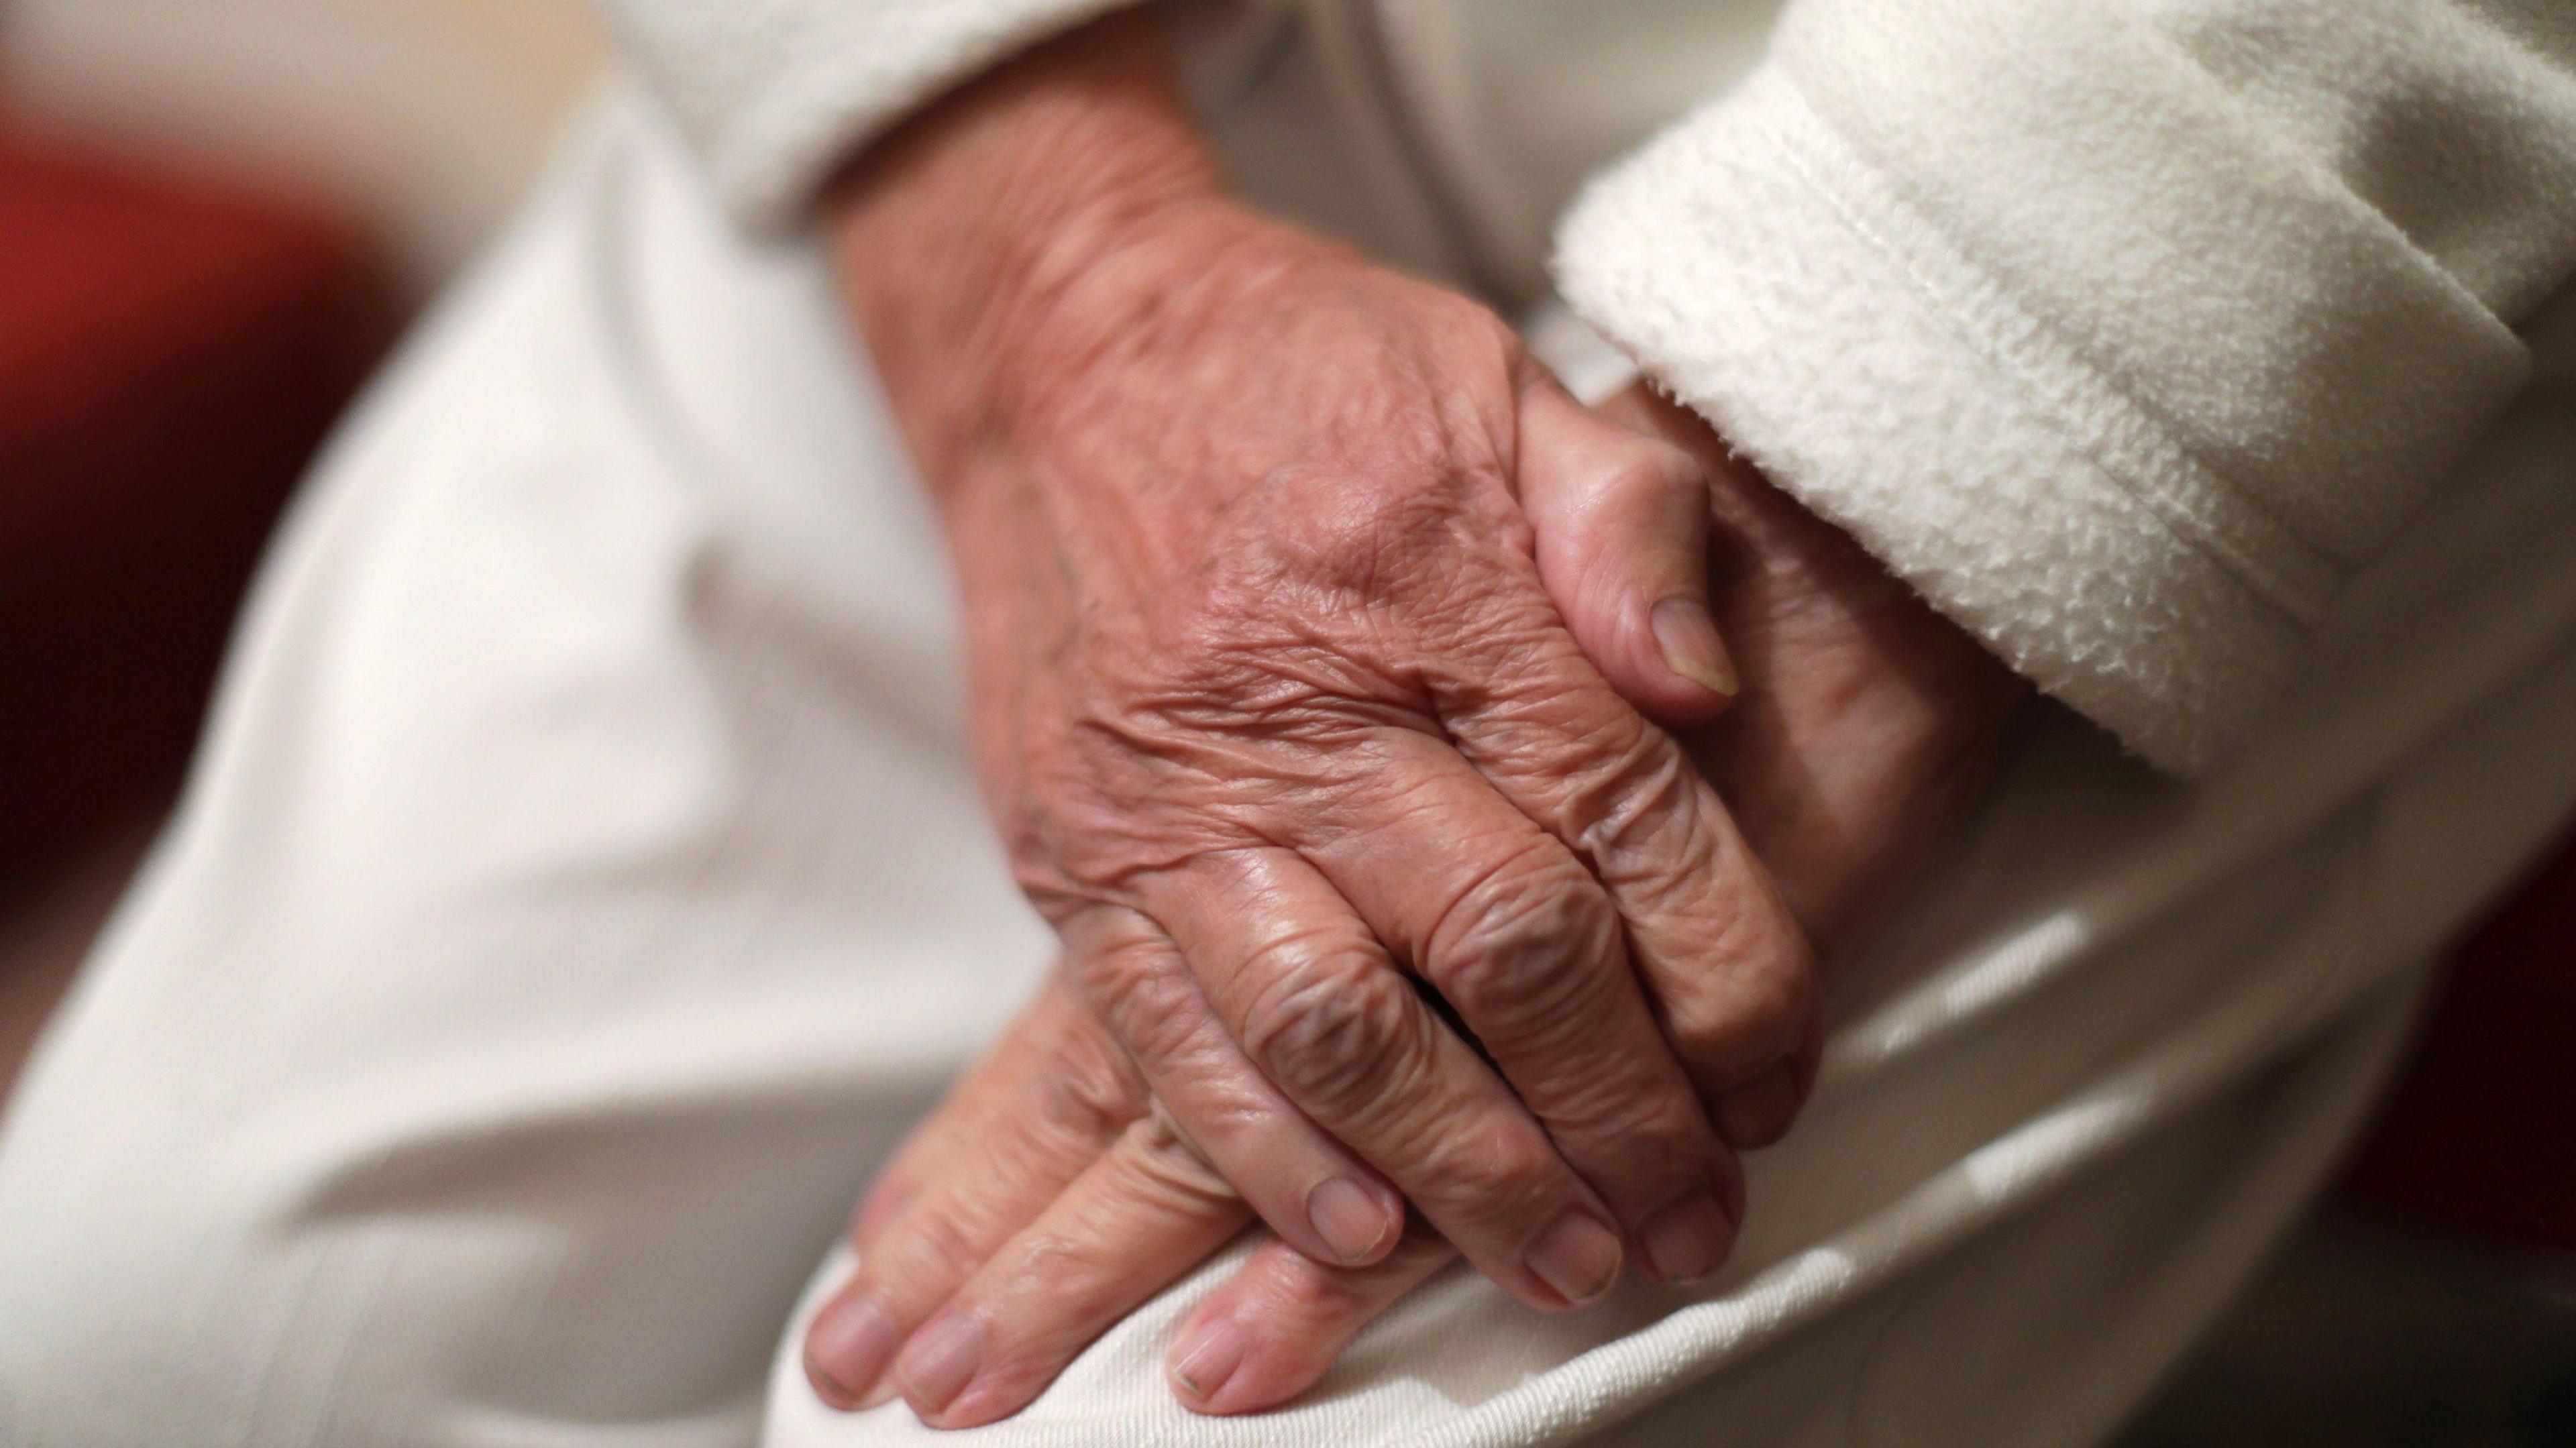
[1651,598,1737,696]
[1638,1192,1733,1283]
[1526,1211,1623,1306]
[1307,1176,1395,1264]
[1719,1062,1803,1147]
[1168,1309,1249,1403]
[806,1294,899,1407]
[894,1308,987,1416]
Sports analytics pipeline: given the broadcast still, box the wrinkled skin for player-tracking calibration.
[800,12,2018,1429]
[1617,388,2028,946]
[804,386,2027,1426]
[935,201,1825,1295]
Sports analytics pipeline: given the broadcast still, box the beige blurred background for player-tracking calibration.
[7,0,606,290]
[2,13,2570,1444]
[0,0,609,1097]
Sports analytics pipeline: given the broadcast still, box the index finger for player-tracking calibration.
[804,979,1145,1408]
[1167,1227,1460,1416]
[1423,573,1822,1121]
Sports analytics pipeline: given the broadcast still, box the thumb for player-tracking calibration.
[1515,371,1735,729]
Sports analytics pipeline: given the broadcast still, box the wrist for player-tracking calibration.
[822,10,1228,482]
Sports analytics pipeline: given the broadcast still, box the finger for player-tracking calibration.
[1167,1227,1458,1416]
[1515,370,1735,730]
[1596,382,1850,580]
[869,972,1159,1235]
[1422,577,1823,1120]
[1276,732,1746,1281]
[803,980,1143,1410]
[847,976,1124,1262]
[844,1023,1061,1260]
[1140,846,1628,1311]
[1716,1007,1825,1150]
[1062,903,1405,1268]
[890,1111,1256,1428]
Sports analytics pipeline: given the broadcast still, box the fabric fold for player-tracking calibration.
[596,0,1134,231]
[1556,68,2312,773]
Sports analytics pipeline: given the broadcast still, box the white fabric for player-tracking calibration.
[0,101,1046,1447]
[604,0,2576,773]
[594,0,1134,231]
[1554,0,2576,774]
[6,83,2576,1448]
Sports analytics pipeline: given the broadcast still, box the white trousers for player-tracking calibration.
[8,90,2576,1448]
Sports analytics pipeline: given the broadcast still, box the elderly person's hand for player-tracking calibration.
[809,381,2029,1426]
[803,11,1825,1416]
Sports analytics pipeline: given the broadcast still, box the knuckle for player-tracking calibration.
[1594,441,1703,508]
[1030,1021,1148,1149]
[1538,1071,1723,1190]
[1672,949,1819,1084]
[1409,1117,1568,1226]
[1430,854,1619,1032]
[875,1201,987,1290]
[1258,1254,1367,1321]
[1084,946,1207,1070]
[1238,948,1421,1113]
[1565,730,1695,862]
[1002,1227,1092,1310]
[1735,921,1821,1025]
[1122,1108,1239,1207]
[1592,1089,1720,1167]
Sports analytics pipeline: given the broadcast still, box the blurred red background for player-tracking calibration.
[0,133,387,887]
[5,110,2562,1249]
[0,8,2564,1440]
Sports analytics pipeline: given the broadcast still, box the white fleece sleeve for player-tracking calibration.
[1555,0,2576,775]
[594,0,1135,231]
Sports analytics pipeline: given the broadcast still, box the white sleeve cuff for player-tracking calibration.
[1556,66,2327,776]
[599,0,1136,233]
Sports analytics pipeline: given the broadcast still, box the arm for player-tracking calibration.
[602,2,2576,775]
[821,392,2026,1418]
[746,0,2576,1424]
[728,11,1827,1423]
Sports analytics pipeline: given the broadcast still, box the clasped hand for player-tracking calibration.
[799,14,2019,1429]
